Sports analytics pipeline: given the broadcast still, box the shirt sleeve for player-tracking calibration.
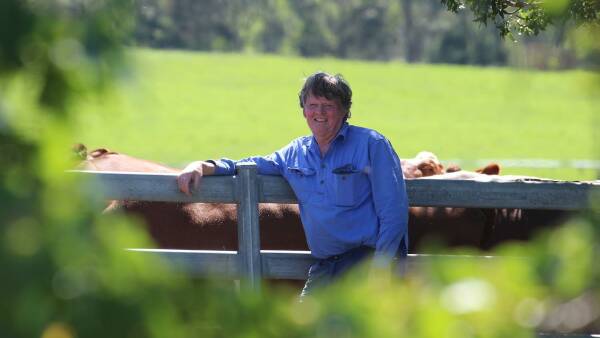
[368,137,409,264]
[208,143,293,176]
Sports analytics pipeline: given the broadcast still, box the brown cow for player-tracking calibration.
[76,146,308,251]
[77,145,569,252]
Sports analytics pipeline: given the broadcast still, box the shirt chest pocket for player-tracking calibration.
[287,167,317,203]
[332,165,369,207]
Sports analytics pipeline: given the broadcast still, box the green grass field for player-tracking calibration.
[72,48,599,180]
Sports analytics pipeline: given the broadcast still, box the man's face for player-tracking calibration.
[303,93,346,143]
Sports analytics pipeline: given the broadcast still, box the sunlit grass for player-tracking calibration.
[72,48,598,180]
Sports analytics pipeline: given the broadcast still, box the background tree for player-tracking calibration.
[127,0,599,68]
[429,9,508,65]
[441,0,600,39]
[333,0,402,60]
[133,0,174,48]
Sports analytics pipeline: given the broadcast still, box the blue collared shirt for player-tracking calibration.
[211,123,409,261]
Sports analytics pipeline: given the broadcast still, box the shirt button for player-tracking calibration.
[321,164,325,169]
[320,180,324,184]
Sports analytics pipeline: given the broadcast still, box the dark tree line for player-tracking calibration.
[133,0,505,64]
[131,0,599,68]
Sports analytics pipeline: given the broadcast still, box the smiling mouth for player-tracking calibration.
[314,118,327,122]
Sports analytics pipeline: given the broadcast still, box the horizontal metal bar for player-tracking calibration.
[126,248,240,277]
[72,170,237,203]
[126,249,522,280]
[260,175,297,203]
[537,333,600,338]
[261,250,314,279]
[126,249,313,279]
[73,171,600,210]
[406,179,600,210]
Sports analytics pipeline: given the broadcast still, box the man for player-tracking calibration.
[178,72,408,296]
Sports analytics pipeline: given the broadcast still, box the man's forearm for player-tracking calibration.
[200,161,216,176]
[183,161,216,176]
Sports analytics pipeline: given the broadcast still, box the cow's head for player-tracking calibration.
[415,151,445,177]
[402,151,447,178]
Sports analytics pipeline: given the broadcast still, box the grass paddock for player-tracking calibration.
[73,49,599,180]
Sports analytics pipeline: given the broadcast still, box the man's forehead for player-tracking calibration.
[306,93,339,103]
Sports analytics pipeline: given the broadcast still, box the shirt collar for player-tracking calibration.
[336,122,350,141]
[307,122,350,153]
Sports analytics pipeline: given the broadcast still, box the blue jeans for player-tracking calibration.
[300,240,408,298]
[300,246,374,297]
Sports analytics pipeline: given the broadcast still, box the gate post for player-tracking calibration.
[236,163,262,291]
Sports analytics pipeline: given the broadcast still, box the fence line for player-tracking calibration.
[126,248,519,280]
[76,170,600,209]
[74,167,600,289]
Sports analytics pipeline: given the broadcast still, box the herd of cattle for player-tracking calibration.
[75,145,571,253]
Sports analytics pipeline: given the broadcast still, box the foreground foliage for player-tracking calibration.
[1,1,599,337]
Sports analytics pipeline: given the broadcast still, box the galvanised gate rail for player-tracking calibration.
[74,164,600,290]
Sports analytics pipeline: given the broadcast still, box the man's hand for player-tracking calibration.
[177,161,215,196]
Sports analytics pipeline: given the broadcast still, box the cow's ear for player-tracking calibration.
[90,148,110,158]
[72,143,87,160]
[476,163,500,175]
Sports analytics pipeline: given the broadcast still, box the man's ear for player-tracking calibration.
[343,106,351,119]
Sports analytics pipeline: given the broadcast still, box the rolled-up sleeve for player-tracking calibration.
[368,138,409,263]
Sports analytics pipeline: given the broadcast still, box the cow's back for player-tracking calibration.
[106,200,308,251]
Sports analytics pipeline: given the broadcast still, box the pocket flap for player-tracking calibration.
[332,163,360,174]
[288,167,316,176]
